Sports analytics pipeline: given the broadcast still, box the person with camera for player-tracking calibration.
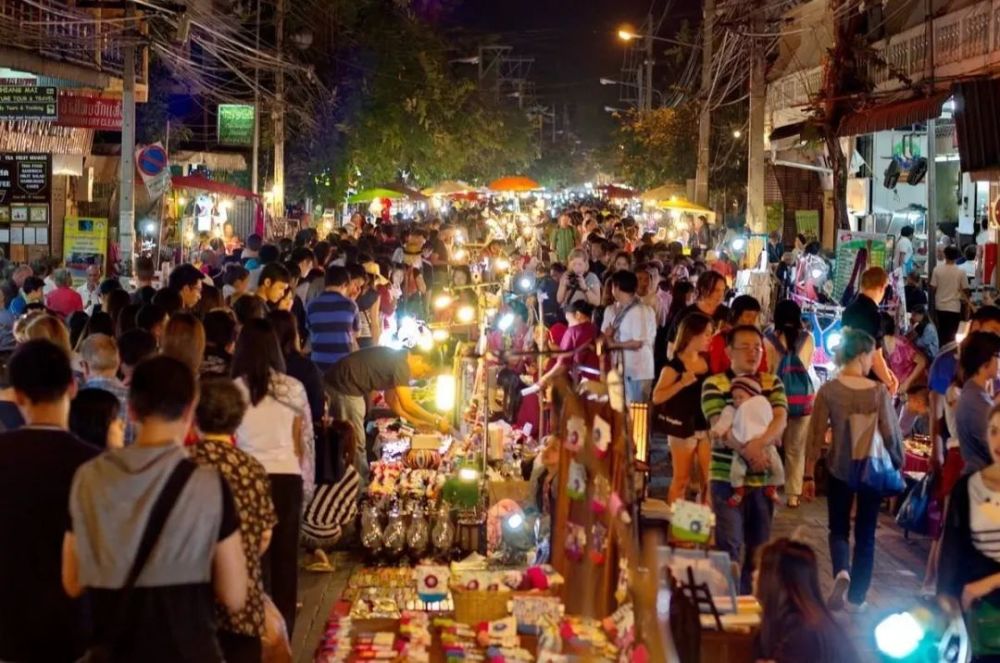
[557,249,602,312]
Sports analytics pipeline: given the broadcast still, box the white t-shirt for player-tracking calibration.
[896,236,913,269]
[601,299,656,381]
[930,262,968,313]
[234,371,315,490]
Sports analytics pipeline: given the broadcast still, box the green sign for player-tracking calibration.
[765,202,784,234]
[217,104,255,146]
[795,209,820,238]
[0,86,57,121]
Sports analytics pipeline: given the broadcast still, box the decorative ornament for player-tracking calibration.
[566,460,586,501]
[564,416,585,452]
[592,414,612,458]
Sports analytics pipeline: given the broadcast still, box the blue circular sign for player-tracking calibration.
[138,145,167,177]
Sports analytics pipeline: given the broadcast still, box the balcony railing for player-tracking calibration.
[0,0,142,82]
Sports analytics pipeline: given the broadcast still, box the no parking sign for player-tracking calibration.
[135,142,170,200]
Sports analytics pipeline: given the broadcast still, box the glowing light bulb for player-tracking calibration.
[498,312,515,331]
[826,331,843,350]
[874,612,924,660]
[506,513,524,530]
[434,293,454,310]
[811,268,823,279]
[457,306,475,324]
[731,238,747,251]
[435,374,456,412]
[432,329,450,342]
[458,467,479,482]
[495,257,511,272]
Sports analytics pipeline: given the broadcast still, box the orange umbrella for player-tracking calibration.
[488,175,541,192]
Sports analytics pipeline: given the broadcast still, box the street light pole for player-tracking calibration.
[747,2,766,234]
[273,0,285,220]
[644,11,653,111]
[119,0,136,277]
[695,0,715,207]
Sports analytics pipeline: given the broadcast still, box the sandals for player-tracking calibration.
[305,549,335,573]
[787,495,800,508]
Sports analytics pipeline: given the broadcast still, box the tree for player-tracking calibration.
[614,105,699,190]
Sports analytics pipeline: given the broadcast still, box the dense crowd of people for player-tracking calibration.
[0,201,996,662]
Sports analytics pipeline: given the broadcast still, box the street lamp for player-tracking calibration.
[599,77,622,86]
[617,28,698,47]
[604,106,626,113]
[732,129,742,138]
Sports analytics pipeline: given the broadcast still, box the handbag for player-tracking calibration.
[79,460,196,662]
[847,410,905,496]
[970,595,1000,656]
[895,473,933,534]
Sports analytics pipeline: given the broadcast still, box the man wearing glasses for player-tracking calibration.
[702,325,788,593]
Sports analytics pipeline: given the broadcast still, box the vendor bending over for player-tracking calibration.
[324,345,449,481]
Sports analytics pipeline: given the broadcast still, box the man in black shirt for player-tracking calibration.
[842,266,898,394]
[0,340,100,661]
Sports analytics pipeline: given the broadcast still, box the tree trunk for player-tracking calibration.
[824,129,851,230]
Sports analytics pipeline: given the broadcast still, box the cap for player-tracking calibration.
[362,261,389,286]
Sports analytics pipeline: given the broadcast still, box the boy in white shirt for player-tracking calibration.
[601,270,657,404]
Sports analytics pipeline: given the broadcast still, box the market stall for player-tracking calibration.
[168,175,264,262]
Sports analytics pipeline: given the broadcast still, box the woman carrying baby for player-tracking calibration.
[804,328,903,613]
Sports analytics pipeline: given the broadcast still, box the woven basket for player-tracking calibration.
[450,586,511,625]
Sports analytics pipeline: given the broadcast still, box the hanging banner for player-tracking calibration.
[833,230,888,300]
[0,153,51,231]
[135,142,170,200]
[217,104,255,146]
[63,217,109,283]
[765,202,784,234]
[795,210,820,238]
[0,85,57,121]
[56,91,122,130]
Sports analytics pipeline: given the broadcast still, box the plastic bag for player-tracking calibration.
[848,412,904,496]
[262,594,292,663]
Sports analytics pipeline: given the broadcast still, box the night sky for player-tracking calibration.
[448,0,702,145]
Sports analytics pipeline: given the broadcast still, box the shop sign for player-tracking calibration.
[795,210,820,238]
[833,230,887,300]
[0,153,51,207]
[56,91,122,130]
[765,202,783,234]
[217,104,255,146]
[0,86,57,121]
[63,217,109,283]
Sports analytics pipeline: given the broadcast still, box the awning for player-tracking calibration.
[954,78,1000,174]
[836,91,951,137]
[171,175,260,199]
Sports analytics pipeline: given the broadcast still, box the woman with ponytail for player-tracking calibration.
[764,300,815,508]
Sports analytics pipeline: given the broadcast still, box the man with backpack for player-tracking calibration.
[765,300,816,508]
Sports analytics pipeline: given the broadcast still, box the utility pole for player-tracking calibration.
[272,0,285,220]
[118,0,136,277]
[747,4,767,233]
[251,0,260,194]
[695,0,714,206]
[644,11,654,111]
[925,0,937,276]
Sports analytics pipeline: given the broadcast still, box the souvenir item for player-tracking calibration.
[589,522,608,565]
[591,475,611,514]
[564,416,585,452]
[415,565,450,603]
[567,460,586,500]
[360,501,383,554]
[407,505,430,557]
[592,414,612,458]
[382,505,407,558]
[431,501,455,557]
[511,595,564,635]
[669,499,715,544]
[565,522,586,561]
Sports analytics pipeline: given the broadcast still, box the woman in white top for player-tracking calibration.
[231,318,314,636]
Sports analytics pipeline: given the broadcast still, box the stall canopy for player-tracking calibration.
[597,184,637,199]
[171,174,260,198]
[347,187,408,204]
[836,91,951,137]
[640,182,687,202]
[657,196,716,220]
[488,175,541,192]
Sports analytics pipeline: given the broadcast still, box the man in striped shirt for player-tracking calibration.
[702,324,788,593]
[307,266,358,373]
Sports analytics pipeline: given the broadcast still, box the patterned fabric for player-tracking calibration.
[701,370,787,487]
[302,465,361,548]
[188,437,277,637]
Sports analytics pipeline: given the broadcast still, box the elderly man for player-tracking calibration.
[76,265,102,314]
[44,269,84,319]
[702,325,788,593]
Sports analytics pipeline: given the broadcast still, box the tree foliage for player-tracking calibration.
[614,105,699,190]
[284,1,537,206]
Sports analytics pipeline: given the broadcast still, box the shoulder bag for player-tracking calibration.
[80,459,197,662]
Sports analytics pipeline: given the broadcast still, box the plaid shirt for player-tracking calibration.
[83,376,134,445]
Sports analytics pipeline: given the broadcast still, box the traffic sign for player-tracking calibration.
[137,144,167,177]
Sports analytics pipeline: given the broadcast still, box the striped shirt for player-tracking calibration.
[701,370,787,488]
[306,291,359,372]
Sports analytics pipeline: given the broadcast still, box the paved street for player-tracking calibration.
[291,497,931,661]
